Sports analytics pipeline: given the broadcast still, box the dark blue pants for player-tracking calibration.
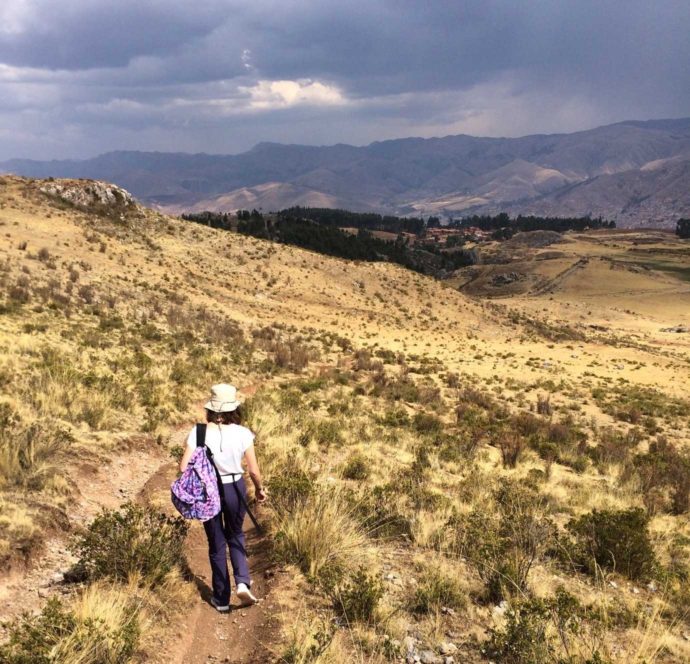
[202,478,251,604]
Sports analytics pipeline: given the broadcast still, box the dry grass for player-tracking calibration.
[1,177,690,660]
[275,487,368,581]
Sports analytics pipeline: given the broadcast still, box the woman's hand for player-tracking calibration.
[256,487,268,503]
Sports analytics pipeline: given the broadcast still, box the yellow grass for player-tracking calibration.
[1,176,689,661]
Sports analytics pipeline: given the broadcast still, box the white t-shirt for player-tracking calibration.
[186,423,255,484]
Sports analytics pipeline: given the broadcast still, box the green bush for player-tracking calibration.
[633,438,690,515]
[455,480,555,602]
[409,565,466,614]
[484,596,554,663]
[377,408,410,428]
[333,567,383,623]
[412,411,443,436]
[0,597,138,664]
[484,588,609,664]
[71,503,188,585]
[267,467,315,513]
[565,508,657,581]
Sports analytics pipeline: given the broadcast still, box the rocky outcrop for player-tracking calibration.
[39,179,136,214]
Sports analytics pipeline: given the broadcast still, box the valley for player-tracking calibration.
[0,175,689,663]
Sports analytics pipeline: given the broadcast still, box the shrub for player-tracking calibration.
[497,429,526,468]
[633,438,690,515]
[446,372,460,388]
[592,385,688,422]
[513,411,545,438]
[484,596,554,663]
[272,339,312,371]
[299,419,344,448]
[268,467,315,513]
[375,375,420,402]
[333,567,383,623]
[409,563,466,614]
[460,386,496,410]
[589,427,635,468]
[565,508,657,580]
[484,588,608,664]
[342,453,370,481]
[412,411,443,436]
[438,432,481,463]
[353,349,374,371]
[378,408,410,428]
[537,393,552,415]
[455,480,555,601]
[71,503,188,585]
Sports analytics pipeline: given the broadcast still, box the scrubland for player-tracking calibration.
[0,175,689,662]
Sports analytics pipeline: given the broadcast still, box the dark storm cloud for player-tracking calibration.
[0,0,230,70]
[0,0,689,159]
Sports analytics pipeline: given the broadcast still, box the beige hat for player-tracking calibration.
[204,383,241,412]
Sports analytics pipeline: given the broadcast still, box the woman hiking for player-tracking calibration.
[178,383,267,612]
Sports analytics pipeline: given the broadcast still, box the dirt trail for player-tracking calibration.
[0,446,165,627]
[139,461,279,663]
[528,256,589,296]
[138,418,281,664]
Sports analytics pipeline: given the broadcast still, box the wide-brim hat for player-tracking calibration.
[204,383,241,412]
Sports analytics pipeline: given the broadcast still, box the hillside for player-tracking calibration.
[2,118,690,227]
[1,176,690,663]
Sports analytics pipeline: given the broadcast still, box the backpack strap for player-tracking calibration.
[196,423,225,507]
[195,422,207,449]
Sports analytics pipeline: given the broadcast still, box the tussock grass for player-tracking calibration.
[275,487,367,582]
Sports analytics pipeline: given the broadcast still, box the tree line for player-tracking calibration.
[279,207,427,234]
[181,209,475,276]
[450,212,616,233]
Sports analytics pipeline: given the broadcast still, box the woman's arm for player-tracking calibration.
[179,445,194,473]
[244,445,267,502]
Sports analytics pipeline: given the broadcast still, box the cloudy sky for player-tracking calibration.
[1,0,689,159]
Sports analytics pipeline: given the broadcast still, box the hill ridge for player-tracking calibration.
[2,117,690,227]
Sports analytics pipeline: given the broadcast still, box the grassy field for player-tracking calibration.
[0,175,689,662]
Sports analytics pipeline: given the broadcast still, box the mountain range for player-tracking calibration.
[3,117,690,227]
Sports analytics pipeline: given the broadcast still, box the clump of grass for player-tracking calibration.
[349,484,413,539]
[274,488,367,584]
[0,498,42,567]
[342,453,370,481]
[282,609,335,663]
[0,588,140,664]
[0,408,73,492]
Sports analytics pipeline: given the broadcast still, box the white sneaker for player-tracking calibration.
[236,583,257,606]
[210,597,230,613]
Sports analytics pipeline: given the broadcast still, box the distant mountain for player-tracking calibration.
[3,118,690,227]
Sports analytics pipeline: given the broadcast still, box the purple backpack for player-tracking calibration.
[171,424,221,521]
